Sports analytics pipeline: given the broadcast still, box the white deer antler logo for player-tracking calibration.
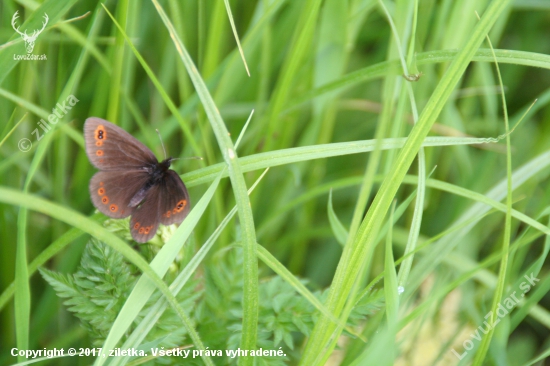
[11,11,49,54]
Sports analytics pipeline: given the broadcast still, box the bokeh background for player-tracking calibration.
[1,0,550,365]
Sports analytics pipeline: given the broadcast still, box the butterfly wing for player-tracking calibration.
[129,170,190,242]
[129,185,162,243]
[84,117,157,171]
[159,170,191,225]
[85,117,191,242]
[90,171,151,218]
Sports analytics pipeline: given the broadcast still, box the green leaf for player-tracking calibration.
[327,189,349,246]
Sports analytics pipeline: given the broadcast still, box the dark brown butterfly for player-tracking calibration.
[84,117,190,243]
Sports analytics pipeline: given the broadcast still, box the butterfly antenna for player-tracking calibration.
[170,156,203,161]
[155,129,167,159]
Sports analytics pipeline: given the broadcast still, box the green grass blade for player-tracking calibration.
[222,0,250,76]
[14,207,30,363]
[300,0,511,363]
[327,189,348,246]
[472,14,512,365]
[94,173,223,366]
[183,136,500,187]
[150,1,261,362]
[0,186,211,365]
[403,146,550,303]
[12,7,95,353]
[379,0,426,293]
[264,0,323,151]
[255,244,365,340]
[105,0,129,123]
[2,1,547,363]
[113,168,268,366]
[383,203,398,363]
[101,4,203,158]
[0,214,103,312]
[0,113,26,149]
[288,48,550,110]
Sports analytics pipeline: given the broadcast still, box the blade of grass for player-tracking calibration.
[0,113,26,149]
[300,1,511,363]
[0,134,500,204]
[0,213,103,312]
[472,11,512,364]
[327,189,349,246]
[212,0,286,107]
[183,135,501,187]
[94,173,224,366]
[101,4,203,159]
[314,185,420,366]
[106,0,129,123]
[112,168,268,366]
[255,243,365,341]
[222,0,250,76]
[403,121,542,307]
[235,110,254,149]
[346,201,403,366]
[111,115,254,366]
[4,158,550,346]
[12,3,105,356]
[0,183,215,366]
[150,2,260,362]
[378,0,426,292]
[288,48,550,111]
[383,202,398,364]
[510,215,550,330]
[15,204,31,362]
[0,137,527,316]
[264,0,323,151]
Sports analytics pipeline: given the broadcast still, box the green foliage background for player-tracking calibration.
[1,0,550,365]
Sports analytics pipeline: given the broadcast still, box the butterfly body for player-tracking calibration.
[84,118,190,242]
[128,158,173,207]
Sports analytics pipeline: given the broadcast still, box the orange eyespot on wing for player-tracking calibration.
[84,117,158,170]
[173,200,187,213]
[159,171,190,226]
[129,188,161,243]
[95,124,107,141]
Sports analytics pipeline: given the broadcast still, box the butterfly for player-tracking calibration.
[84,117,190,243]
